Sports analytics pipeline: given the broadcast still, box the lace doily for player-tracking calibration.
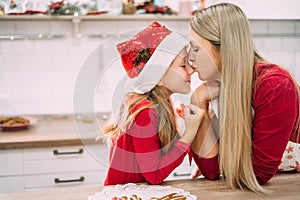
[88,183,197,200]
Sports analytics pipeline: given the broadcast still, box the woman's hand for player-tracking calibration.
[191,166,203,179]
[179,104,205,144]
[191,80,220,111]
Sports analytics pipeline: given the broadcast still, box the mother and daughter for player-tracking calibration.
[103,3,300,193]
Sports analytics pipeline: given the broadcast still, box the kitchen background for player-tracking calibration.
[0,0,300,116]
[0,0,300,194]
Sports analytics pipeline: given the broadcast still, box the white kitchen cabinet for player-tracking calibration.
[0,176,24,193]
[24,171,107,191]
[23,145,108,174]
[166,155,195,181]
[0,149,25,193]
[0,149,23,176]
[0,144,194,193]
[0,144,109,193]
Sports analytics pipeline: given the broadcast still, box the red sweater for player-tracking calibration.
[193,63,300,185]
[104,100,190,186]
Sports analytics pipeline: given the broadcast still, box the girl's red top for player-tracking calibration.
[104,100,190,185]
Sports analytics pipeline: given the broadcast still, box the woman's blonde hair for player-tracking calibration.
[190,3,267,192]
[103,85,178,153]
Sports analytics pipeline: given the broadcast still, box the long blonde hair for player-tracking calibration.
[190,3,266,192]
[103,85,178,153]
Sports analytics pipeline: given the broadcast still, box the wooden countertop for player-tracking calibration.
[0,172,299,200]
[0,115,108,149]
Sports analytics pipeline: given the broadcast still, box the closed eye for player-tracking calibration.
[189,41,200,53]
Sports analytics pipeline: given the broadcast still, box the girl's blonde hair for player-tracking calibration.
[103,85,178,153]
[190,3,300,192]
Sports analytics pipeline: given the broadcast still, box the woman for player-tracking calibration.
[188,3,300,192]
[103,22,204,185]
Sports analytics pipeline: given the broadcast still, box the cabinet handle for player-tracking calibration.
[53,148,84,155]
[173,172,191,177]
[54,176,85,183]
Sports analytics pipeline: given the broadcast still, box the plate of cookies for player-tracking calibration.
[0,116,37,131]
[88,183,197,200]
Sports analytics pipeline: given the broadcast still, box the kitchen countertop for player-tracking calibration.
[0,172,299,200]
[0,114,108,150]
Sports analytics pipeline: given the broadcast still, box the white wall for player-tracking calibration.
[225,0,300,19]
[166,0,300,19]
[0,18,299,115]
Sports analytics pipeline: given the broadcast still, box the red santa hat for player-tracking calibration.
[116,21,187,94]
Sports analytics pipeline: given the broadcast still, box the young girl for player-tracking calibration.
[187,3,300,192]
[103,22,204,185]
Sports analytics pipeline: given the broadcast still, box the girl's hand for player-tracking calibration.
[179,104,205,144]
[184,104,204,132]
[191,80,220,110]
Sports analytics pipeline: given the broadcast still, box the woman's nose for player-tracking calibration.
[187,49,195,63]
[185,59,195,75]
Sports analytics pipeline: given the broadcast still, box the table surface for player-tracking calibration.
[0,172,299,200]
[0,114,108,149]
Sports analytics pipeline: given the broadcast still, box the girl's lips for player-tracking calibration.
[185,80,191,84]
